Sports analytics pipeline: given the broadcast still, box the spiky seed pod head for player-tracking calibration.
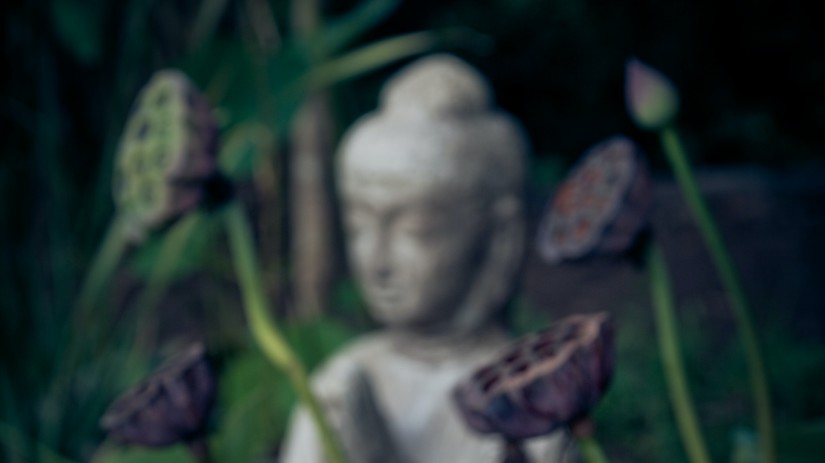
[536,135,651,264]
[625,58,680,130]
[453,313,614,441]
[112,70,218,243]
[100,343,216,447]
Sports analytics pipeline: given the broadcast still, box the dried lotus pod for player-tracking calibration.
[453,313,614,441]
[100,343,216,449]
[536,136,651,264]
[112,69,218,243]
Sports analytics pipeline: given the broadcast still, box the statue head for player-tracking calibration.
[338,54,529,335]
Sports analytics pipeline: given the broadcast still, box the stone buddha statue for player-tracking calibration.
[280,54,571,463]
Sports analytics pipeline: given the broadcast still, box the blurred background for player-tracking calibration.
[1,0,824,462]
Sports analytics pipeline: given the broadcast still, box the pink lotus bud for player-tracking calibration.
[625,58,680,130]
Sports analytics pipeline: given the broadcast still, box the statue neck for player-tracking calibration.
[387,321,509,365]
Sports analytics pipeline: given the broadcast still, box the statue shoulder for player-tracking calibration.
[310,332,392,394]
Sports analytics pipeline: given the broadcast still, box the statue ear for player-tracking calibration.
[487,194,526,307]
[452,194,525,333]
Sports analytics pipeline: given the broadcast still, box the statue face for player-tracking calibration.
[342,162,490,329]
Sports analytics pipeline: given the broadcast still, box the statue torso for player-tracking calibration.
[293,328,569,463]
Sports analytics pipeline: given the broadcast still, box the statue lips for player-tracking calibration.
[370,285,400,302]
[452,313,615,441]
[364,283,404,311]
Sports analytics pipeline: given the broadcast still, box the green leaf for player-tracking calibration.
[179,39,263,124]
[51,0,106,64]
[210,321,357,461]
[0,421,78,463]
[269,29,449,129]
[528,154,566,189]
[507,297,551,337]
[218,123,276,180]
[281,28,492,97]
[318,0,401,55]
[730,427,760,463]
[91,443,193,463]
[330,279,372,328]
[188,0,232,52]
[212,348,294,462]
[128,211,221,282]
[777,419,825,463]
[284,318,357,370]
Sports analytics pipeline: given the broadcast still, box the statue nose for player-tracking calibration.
[371,249,394,283]
[373,265,392,284]
[368,231,394,283]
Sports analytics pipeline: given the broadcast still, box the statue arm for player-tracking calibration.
[523,430,579,463]
[280,407,327,463]
[279,360,409,463]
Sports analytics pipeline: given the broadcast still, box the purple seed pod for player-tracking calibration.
[112,70,219,243]
[453,313,614,441]
[100,343,216,448]
[536,136,651,264]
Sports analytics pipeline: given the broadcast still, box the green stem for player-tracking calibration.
[0,421,78,463]
[71,218,129,371]
[131,213,204,349]
[576,435,610,463]
[186,438,213,463]
[659,126,775,463]
[283,30,442,94]
[648,244,711,463]
[223,201,347,463]
[76,218,128,319]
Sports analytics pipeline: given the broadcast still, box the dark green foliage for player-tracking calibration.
[1,0,453,460]
[91,318,358,463]
[2,0,823,462]
[594,301,825,462]
[50,0,109,64]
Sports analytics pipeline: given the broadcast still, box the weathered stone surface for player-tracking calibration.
[280,54,570,463]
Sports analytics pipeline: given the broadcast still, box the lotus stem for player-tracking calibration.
[648,243,711,463]
[131,213,203,349]
[76,218,128,321]
[186,437,212,463]
[659,126,775,463]
[68,217,129,371]
[576,435,609,463]
[223,201,347,463]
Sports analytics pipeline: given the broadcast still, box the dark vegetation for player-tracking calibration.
[1,0,823,462]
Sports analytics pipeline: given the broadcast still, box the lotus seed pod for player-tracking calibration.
[536,135,651,264]
[453,313,614,440]
[100,343,216,447]
[625,58,680,130]
[112,70,218,243]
